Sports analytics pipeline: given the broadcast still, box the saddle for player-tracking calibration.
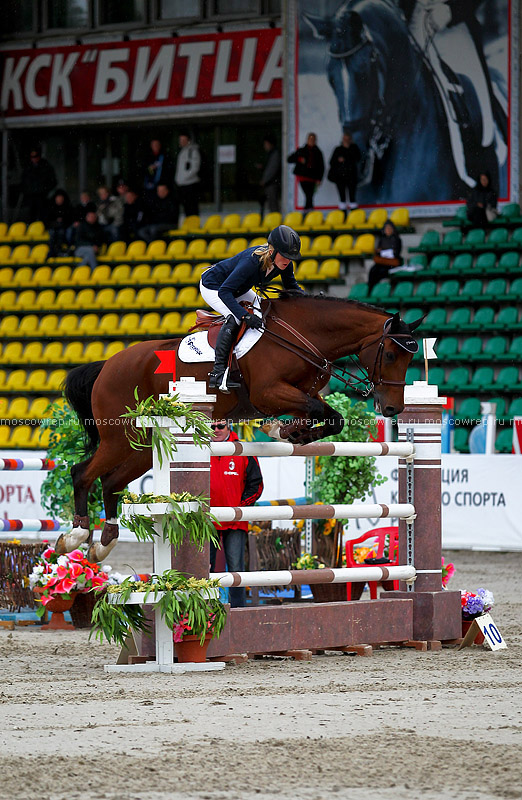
[189,303,255,375]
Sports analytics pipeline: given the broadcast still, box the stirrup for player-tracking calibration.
[208,368,240,393]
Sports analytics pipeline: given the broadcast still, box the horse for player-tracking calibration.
[57,294,422,561]
[303,0,503,204]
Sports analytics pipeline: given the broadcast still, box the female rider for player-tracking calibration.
[200,225,302,393]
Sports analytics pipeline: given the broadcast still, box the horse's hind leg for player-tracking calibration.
[55,455,96,554]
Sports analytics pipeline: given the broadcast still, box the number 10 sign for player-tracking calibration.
[459,613,507,651]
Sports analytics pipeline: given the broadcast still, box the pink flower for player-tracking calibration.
[69,563,83,579]
[56,565,68,579]
[39,593,54,606]
[68,550,85,562]
[54,578,75,594]
[46,576,60,587]
[91,576,106,588]
[83,567,94,581]
[42,548,54,559]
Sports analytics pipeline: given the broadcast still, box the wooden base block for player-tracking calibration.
[0,620,15,630]
[128,655,156,665]
[338,644,373,657]
[209,653,249,664]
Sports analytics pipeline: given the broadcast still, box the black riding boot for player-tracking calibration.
[208,315,241,392]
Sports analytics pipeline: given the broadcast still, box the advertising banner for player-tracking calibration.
[289,0,515,212]
[0,28,282,124]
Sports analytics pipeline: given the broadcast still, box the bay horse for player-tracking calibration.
[58,294,422,561]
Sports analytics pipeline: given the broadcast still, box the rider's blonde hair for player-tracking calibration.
[255,243,273,272]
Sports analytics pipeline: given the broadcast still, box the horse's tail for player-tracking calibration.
[63,362,105,453]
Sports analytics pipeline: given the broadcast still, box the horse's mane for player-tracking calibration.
[272,290,391,317]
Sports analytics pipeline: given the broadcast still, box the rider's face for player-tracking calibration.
[274,252,291,270]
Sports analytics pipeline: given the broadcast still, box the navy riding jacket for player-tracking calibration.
[201,246,303,320]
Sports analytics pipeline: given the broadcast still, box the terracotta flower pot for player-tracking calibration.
[174,633,212,663]
[33,587,77,630]
[462,618,485,645]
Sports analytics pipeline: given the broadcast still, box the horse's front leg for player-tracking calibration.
[253,383,340,445]
[55,456,94,554]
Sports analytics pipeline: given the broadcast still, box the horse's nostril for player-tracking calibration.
[384,405,396,417]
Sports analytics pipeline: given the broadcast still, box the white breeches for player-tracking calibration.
[199,281,258,324]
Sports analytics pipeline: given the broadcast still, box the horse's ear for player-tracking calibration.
[387,312,402,332]
[408,314,427,332]
[302,13,332,40]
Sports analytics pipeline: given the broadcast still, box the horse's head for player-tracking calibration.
[358,313,423,417]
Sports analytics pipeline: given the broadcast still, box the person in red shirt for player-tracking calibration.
[210,420,263,607]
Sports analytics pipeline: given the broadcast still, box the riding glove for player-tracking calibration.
[242,314,263,330]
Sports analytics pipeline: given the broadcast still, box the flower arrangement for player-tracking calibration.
[30,545,108,617]
[461,588,495,620]
[91,570,227,647]
[353,546,377,564]
[292,553,325,570]
[441,557,455,588]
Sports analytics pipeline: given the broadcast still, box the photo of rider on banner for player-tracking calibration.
[293,0,510,208]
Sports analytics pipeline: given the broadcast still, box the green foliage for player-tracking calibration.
[312,393,387,515]
[122,492,220,552]
[91,571,227,647]
[39,400,105,527]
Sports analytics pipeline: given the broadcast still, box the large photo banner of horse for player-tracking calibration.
[288,0,515,214]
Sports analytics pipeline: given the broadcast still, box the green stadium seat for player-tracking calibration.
[469,366,495,391]
[406,366,422,384]
[454,397,481,421]
[441,230,462,248]
[414,280,437,302]
[437,279,460,302]
[435,337,458,359]
[427,366,446,387]
[464,306,494,330]
[409,254,427,269]
[443,366,470,391]
[417,230,439,251]
[510,227,522,246]
[459,337,483,360]
[506,397,522,420]
[402,307,425,324]
[453,428,470,453]
[460,278,483,301]
[370,283,391,301]
[499,203,521,221]
[463,228,486,248]
[495,366,520,390]
[429,254,450,272]
[451,253,473,273]
[482,278,507,300]
[475,252,496,273]
[487,396,506,418]
[505,277,522,301]
[498,251,519,271]
[495,428,513,453]
[447,307,472,330]
[390,281,414,301]
[349,284,369,301]
[487,227,509,247]
[482,336,507,359]
[424,307,448,330]
[503,336,522,359]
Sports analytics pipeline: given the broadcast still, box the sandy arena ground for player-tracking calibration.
[1,544,522,800]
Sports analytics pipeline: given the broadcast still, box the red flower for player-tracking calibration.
[69,563,83,579]
[54,578,75,594]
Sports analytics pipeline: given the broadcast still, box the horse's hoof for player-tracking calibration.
[55,527,90,555]
[265,422,283,441]
[87,539,118,564]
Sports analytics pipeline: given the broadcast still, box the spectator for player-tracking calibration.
[367,221,403,293]
[467,172,498,227]
[138,184,177,242]
[143,139,174,203]
[259,134,281,214]
[96,185,124,242]
[67,191,93,249]
[209,420,263,608]
[287,133,324,211]
[75,204,105,271]
[47,189,73,257]
[175,131,201,218]
[122,188,146,243]
[327,132,361,211]
[21,145,57,223]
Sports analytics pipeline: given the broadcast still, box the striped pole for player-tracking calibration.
[210,564,416,588]
[210,503,415,523]
[0,519,66,532]
[0,458,56,471]
[210,441,414,458]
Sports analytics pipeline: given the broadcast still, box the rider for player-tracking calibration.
[200,225,303,393]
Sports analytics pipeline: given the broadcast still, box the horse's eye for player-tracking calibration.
[384,351,395,363]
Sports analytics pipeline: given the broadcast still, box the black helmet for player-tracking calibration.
[268,225,301,260]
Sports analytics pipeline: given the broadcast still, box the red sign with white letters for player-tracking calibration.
[0,29,282,121]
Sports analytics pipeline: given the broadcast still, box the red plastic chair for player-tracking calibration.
[345,527,399,600]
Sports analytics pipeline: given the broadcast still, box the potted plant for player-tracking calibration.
[30,545,109,629]
[91,570,227,663]
[461,587,495,643]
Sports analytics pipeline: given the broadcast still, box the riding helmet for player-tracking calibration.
[268,225,301,260]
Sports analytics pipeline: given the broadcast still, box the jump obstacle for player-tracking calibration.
[0,459,67,536]
[105,377,462,673]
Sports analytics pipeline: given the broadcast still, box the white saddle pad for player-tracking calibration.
[178,327,263,363]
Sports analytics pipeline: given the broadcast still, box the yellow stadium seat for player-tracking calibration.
[110,264,132,284]
[81,342,104,362]
[38,342,62,364]
[26,369,48,391]
[29,244,49,263]
[31,426,51,448]
[227,238,248,257]
[166,239,186,259]
[0,222,7,240]
[364,209,388,229]
[249,237,267,248]
[32,266,53,285]
[5,369,28,391]
[310,235,333,256]
[0,245,12,265]
[9,245,31,263]
[345,209,366,229]
[220,214,241,233]
[239,213,261,233]
[191,263,210,283]
[50,266,73,286]
[318,258,341,279]
[302,210,324,230]
[299,235,312,256]
[10,426,33,448]
[55,289,76,308]
[0,291,18,311]
[145,240,167,260]
[98,241,126,262]
[138,312,162,334]
[0,267,14,284]
[94,288,116,309]
[38,314,59,337]
[0,371,6,389]
[18,315,39,337]
[118,313,140,334]
[16,290,39,311]
[5,397,29,421]
[354,233,376,254]
[201,215,222,233]
[77,314,99,336]
[0,316,19,337]
[89,265,112,285]
[181,311,197,331]
[283,211,303,230]
[174,287,198,307]
[7,222,26,241]
[156,287,177,307]
[0,426,11,447]
[26,221,46,240]
[150,263,172,283]
[70,265,92,284]
[12,267,34,287]
[128,264,151,284]
[28,397,52,419]
[98,313,120,335]
[206,239,227,260]
[324,210,346,229]
[160,311,182,333]
[332,234,354,254]
[123,240,147,261]
[75,288,96,308]
[56,314,79,336]
[260,212,282,231]
[104,341,125,359]
[135,287,157,308]
[46,369,67,391]
[171,263,192,282]
[62,342,84,363]
[390,207,410,227]
[0,397,7,416]
[114,288,136,307]
[295,259,319,280]
[169,215,200,236]
[23,342,44,363]
[2,342,24,363]
[186,239,207,259]
[35,289,57,309]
